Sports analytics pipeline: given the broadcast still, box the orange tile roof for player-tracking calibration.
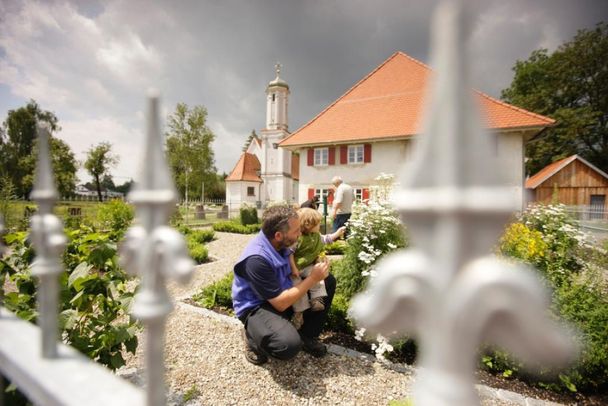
[226,153,262,182]
[525,154,608,189]
[280,51,555,148]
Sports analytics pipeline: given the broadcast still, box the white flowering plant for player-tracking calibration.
[334,173,406,300]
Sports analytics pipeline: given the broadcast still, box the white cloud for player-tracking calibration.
[58,117,143,183]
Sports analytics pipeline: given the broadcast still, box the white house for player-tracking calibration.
[278,51,555,210]
[225,64,299,210]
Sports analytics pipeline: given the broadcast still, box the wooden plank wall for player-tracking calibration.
[533,160,608,206]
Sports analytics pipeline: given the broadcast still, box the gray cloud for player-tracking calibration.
[0,0,606,181]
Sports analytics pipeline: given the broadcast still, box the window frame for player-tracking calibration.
[348,144,364,164]
[314,147,329,166]
[247,186,255,197]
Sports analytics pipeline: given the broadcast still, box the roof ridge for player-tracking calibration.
[281,51,413,145]
[395,50,432,70]
[475,90,555,125]
[526,155,577,188]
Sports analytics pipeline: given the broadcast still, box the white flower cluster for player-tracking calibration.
[370,334,394,360]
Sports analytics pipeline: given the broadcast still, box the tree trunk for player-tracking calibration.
[95,175,102,202]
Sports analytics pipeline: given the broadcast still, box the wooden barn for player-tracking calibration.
[525,155,608,218]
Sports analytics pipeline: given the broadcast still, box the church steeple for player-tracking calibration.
[266,62,289,131]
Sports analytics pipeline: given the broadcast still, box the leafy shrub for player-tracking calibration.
[1,225,138,371]
[189,229,215,244]
[188,244,209,264]
[97,199,134,238]
[324,240,346,255]
[495,204,608,393]
[193,272,233,310]
[212,221,260,234]
[324,292,353,334]
[338,197,406,301]
[239,205,259,226]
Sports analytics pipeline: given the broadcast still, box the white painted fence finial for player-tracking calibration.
[121,93,195,406]
[30,123,67,358]
[350,2,577,405]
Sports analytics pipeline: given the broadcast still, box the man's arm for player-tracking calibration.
[268,260,330,312]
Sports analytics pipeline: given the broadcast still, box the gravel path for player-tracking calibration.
[120,231,551,406]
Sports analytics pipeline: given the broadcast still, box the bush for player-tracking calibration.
[0,226,138,371]
[193,272,233,311]
[325,292,353,334]
[97,199,134,238]
[338,199,406,300]
[324,240,347,255]
[239,205,258,226]
[212,221,260,234]
[496,204,608,393]
[189,229,215,244]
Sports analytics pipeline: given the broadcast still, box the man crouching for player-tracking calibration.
[232,205,335,365]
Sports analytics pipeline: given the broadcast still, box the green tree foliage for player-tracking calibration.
[501,23,608,175]
[114,179,134,195]
[0,100,77,197]
[165,103,217,201]
[242,129,258,152]
[84,142,118,202]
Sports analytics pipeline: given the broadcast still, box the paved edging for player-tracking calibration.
[177,301,564,406]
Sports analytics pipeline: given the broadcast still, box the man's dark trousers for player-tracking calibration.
[241,274,336,360]
[333,213,351,233]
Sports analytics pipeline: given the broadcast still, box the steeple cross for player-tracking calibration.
[275,62,282,77]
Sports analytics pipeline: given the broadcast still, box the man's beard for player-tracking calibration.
[280,235,298,249]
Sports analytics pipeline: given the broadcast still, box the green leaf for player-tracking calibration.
[109,352,125,370]
[60,309,79,329]
[502,369,513,378]
[124,336,138,354]
[68,262,93,288]
[559,374,577,393]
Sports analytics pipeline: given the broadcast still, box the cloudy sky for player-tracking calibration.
[1,0,606,184]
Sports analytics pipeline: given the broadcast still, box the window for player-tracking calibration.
[348,145,364,164]
[354,188,363,202]
[314,148,328,166]
[247,186,255,197]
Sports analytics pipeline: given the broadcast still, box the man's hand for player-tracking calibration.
[309,257,329,283]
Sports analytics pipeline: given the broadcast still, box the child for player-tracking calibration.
[290,208,345,329]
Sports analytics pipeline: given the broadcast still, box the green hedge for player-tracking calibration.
[239,206,259,226]
[212,221,260,234]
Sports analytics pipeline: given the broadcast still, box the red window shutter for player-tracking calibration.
[364,143,372,163]
[308,188,315,199]
[362,188,370,201]
[328,146,335,165]
[307,148,314,166]
[340,145,348,164]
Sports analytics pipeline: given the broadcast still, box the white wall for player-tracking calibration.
[296,139,412,200]
[294,131,528,208]
[226,181,261,210]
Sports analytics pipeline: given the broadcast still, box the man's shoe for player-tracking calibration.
[301,336,327,358]
[241,329,268,365]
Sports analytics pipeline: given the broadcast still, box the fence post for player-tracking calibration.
[29,124,67,359]
[120,93,194,406]
[350,2,577,405]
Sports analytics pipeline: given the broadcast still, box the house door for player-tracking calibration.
[590,194,605,220]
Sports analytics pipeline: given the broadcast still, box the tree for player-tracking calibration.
[0,100,77,198]
[18,137,79,198]
[165,103,217,202]
[84,142,118,202]
[114,179,134,195]
[501,23,608,175]
[242,129,258,152]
